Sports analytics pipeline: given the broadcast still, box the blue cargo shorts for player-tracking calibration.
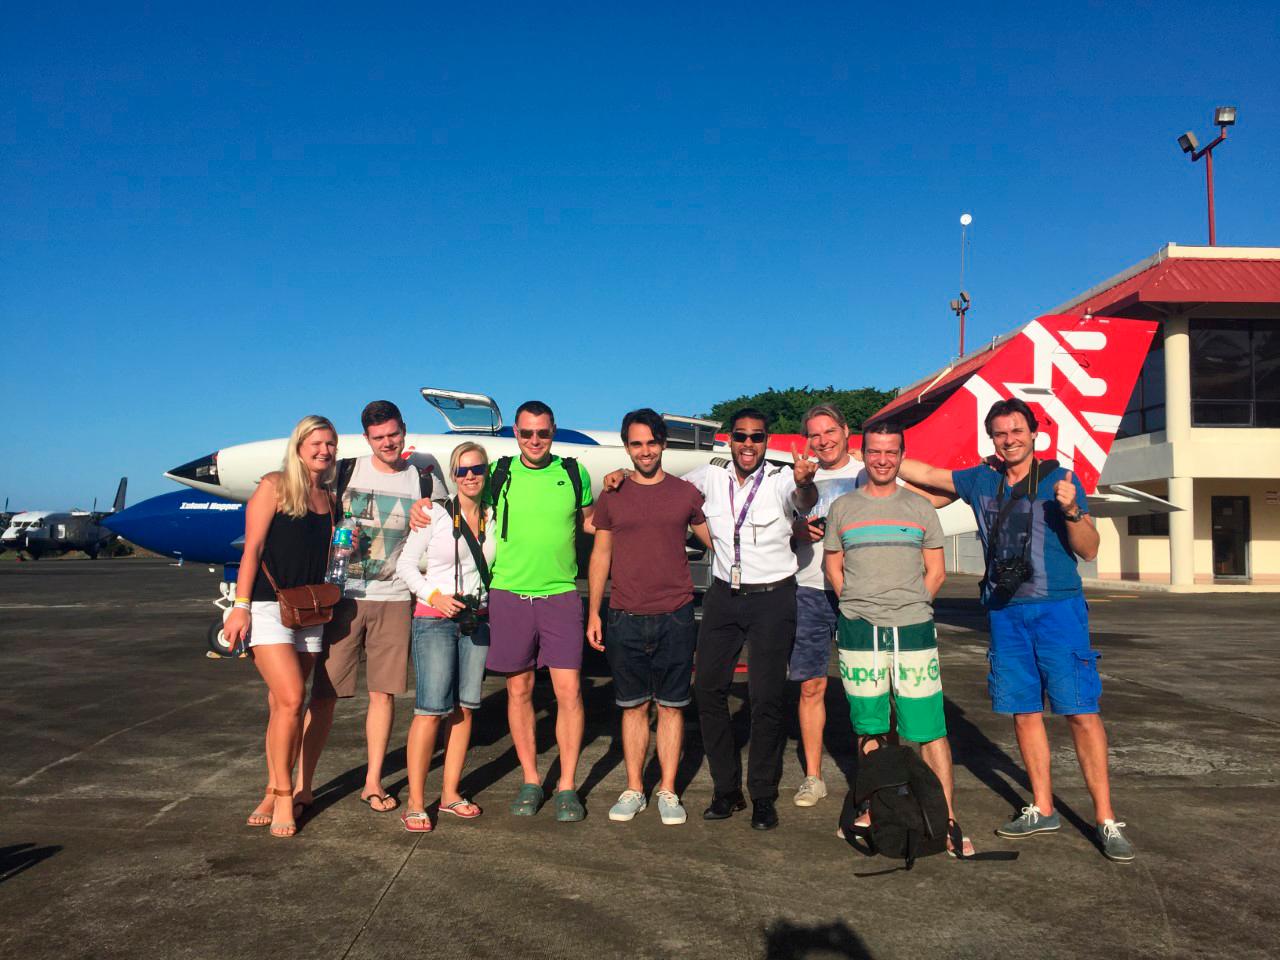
[789,586,839,682]
[986,594,1101,716]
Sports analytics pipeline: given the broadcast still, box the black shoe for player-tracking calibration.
[702,791,747,821]
[751,798,779,831]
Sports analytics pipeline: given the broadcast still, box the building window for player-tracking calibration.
[1119,327,1166,438]
[1191,319,1280,428]
[1127,512,1170,537]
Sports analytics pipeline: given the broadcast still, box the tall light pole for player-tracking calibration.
[1177,106,1237,245]
[951,213,972,357]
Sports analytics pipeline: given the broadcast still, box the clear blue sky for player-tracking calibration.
[3,2,1277,508]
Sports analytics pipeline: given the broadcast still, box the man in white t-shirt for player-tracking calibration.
[298,400,440,815]
[788,404,865,808]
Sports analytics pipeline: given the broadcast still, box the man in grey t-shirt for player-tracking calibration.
[823,419,973,856]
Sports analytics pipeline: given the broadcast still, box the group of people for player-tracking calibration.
[223,394,1135,863]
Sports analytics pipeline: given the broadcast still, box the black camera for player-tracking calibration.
[451,593,484,636]
[990,557,1033,605]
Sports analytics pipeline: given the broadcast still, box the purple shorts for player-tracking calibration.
[487,589,584,673]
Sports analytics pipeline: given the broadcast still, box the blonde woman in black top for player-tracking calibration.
[224,415,337,838]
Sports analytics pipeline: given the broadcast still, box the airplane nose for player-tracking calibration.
[167,452,220,485]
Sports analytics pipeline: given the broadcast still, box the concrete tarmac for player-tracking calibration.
[2,560,1277,960]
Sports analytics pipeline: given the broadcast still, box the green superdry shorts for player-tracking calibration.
[836,616,946,744]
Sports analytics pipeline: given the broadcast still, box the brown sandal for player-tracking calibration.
[246,793,273,828]
[269,787,297,838]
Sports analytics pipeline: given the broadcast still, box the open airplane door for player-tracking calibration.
[420,388,503,435]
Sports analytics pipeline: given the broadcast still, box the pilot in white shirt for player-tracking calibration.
[680,409,816,831]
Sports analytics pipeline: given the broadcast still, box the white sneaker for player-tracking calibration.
[793,776,828,807]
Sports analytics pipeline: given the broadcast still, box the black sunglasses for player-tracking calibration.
[454,464,487,478]
[731,431,767,444]
[518,428,553,440]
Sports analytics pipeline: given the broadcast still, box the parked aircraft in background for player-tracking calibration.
[167,314,1166,520]
[103,489,244,567]
[0,479,128,559]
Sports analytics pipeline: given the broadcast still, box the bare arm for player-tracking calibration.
[585,528,613,651]
[1066,514,1100,562]
[900,477,957,509]
[898,458,957,495]
[923,546,946,598]
[690,520,713,553]
[1054,471,1099,562]
[581,503,596,536]
[824,549,845,598]
[222,474,280,647]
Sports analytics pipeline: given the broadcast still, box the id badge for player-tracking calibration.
[730,563,742,591]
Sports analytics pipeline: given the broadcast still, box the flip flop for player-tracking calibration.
[947,819,976,859]
[361,792,398,813]
[440,799,482,820]
[401,810,433,833]
[510,783,544,816]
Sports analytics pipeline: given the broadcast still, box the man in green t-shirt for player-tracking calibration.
[486,400,595,822]
[823,419,973,856]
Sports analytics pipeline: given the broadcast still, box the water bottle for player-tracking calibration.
[325,512,357,588]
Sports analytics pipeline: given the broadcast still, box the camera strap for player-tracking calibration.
[989,458,1040,567]
[446,497,491,594]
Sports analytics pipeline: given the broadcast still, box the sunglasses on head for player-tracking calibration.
[731,431,767,444]
[518,428,553,440]
[454,464,487,478]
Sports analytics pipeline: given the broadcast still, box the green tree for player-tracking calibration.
[704,386,896,435]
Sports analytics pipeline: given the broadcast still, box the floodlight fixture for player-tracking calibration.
[1176,106,1239,245]
[960,213,972,226]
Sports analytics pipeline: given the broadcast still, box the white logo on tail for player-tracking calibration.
[962,321,1113,474]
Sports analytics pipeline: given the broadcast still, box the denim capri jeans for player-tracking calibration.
[410,616,490,716]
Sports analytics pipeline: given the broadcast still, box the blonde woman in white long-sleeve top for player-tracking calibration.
[394,442,496,831]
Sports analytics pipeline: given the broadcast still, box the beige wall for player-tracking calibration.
[1097,478,1280,583]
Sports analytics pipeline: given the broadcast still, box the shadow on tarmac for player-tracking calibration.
[764,920,874,959]
[0,843,61,884]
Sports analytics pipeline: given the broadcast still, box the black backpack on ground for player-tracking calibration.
[846,744,952,870]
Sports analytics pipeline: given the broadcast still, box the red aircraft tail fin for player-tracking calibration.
[877,314,1157,492]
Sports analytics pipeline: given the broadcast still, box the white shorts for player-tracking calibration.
[248,601,326,654]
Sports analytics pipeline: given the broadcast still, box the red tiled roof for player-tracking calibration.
[873,334,1009,419]
[1077,258,1280,315]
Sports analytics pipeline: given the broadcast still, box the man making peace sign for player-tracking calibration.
[679,408,817,831]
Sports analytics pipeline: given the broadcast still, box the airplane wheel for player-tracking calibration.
[207,618,240,657]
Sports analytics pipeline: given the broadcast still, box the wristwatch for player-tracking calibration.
[1065,507,1084,523]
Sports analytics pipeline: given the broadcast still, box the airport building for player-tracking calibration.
[908,243,1280,590]
[1051,243,1280,589]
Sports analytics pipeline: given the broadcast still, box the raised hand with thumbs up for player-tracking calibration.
[1054,470,1083,521]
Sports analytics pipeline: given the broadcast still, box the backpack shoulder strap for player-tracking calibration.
[560,457,584,526]
[335,458,357,502]
[491,456,514,540]
[416,464,434,500]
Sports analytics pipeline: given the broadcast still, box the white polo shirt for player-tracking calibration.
[683,462,800,585]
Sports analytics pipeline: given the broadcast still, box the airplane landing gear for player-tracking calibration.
[206,579,247,658]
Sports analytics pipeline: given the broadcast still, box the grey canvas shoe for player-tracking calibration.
[1097,820,1136,861]
[608,790,647,822]
[793,776,828,808]
[655,790,687,825]
[996,804,1062,838]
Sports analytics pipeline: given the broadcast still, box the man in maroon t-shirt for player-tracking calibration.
[587,408,712,826]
